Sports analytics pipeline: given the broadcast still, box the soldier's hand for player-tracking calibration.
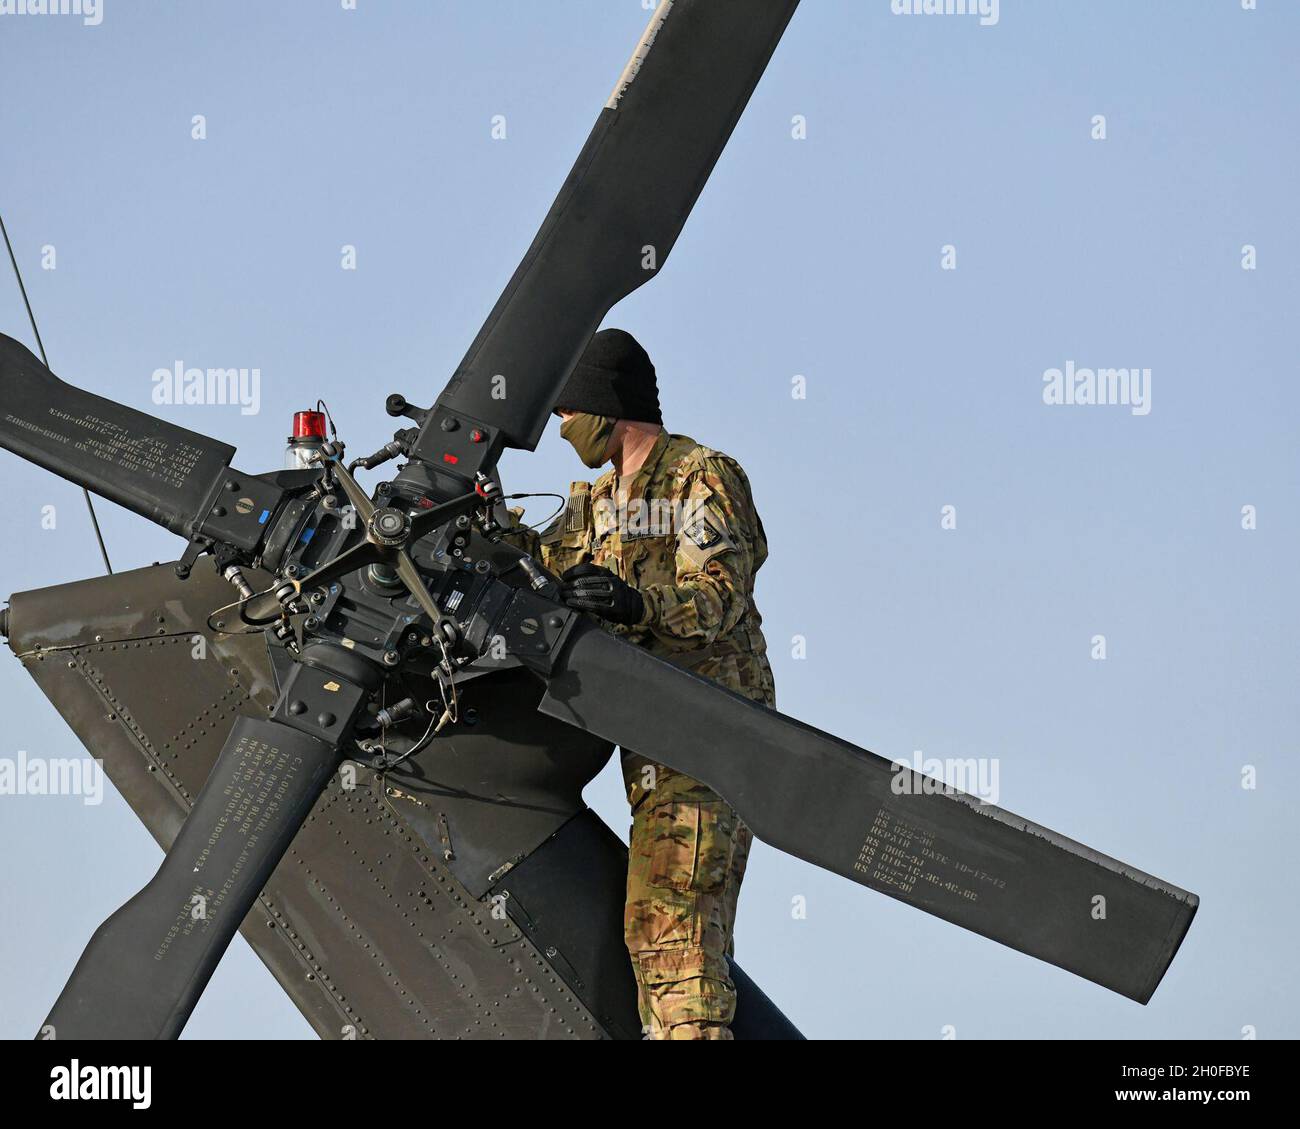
[559,563,645,626]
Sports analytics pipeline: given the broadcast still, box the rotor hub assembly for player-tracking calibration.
[368,506,410,546]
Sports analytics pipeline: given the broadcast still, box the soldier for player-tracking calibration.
[528,327,776,1039]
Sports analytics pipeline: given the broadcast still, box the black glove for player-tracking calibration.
[559,563,645,626]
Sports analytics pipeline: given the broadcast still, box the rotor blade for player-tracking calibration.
[425,0,801,453]
[534,620,1198,1005]
[0,332,236,536]
[42,713,345,1039]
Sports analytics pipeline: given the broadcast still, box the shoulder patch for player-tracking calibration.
[677,508,736,571]
[684,516,723,551]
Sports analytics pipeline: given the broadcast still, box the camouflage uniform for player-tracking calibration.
[534,430,776,1039]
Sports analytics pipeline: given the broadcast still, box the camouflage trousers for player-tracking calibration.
[621,753,753,1041]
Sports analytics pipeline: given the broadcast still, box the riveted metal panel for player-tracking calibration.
[7,565,606,1039]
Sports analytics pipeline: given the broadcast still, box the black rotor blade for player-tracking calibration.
[534,620,1198,1005]
[425,0,800,454]
[0,332,236,536]
[42,713,345,1039]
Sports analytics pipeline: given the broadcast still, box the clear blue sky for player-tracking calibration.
[1,0,1296,1039]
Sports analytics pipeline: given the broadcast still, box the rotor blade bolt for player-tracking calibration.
[303,616,320,632]
[376,481,392,495]
[474,560,491,574]
[377,511,405,536]
[455,514,471,530]
[285,563,301,578]
[382,650,401,666]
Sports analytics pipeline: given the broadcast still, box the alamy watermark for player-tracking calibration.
[592,495,716,539]
[1042,361,1151,416]
[891,0,999,28]
[0,0,103,26]
[49,1061,150,1108]
[891,750,1000,805]
[0,751,104,805]
[152,361,261,416]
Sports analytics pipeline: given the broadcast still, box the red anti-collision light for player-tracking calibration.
[292,410,327,439]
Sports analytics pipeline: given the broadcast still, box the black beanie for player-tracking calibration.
[554,328,662,425]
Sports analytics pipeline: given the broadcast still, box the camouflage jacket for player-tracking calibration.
[528,431,775,707]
